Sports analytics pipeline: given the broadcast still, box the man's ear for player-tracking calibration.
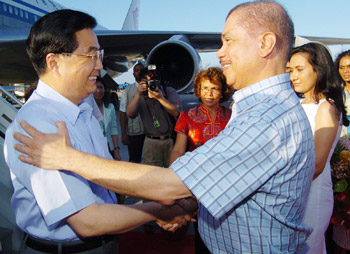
[258,32,276,57]
[46,53,59,73]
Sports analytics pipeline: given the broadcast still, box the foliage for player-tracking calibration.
[330,135,350,233]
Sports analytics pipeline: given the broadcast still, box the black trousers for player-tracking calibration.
[127,134,145,163]
[22,234,118,254]
[194,220,211,254]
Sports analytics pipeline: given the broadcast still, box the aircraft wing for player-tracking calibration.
[0,29,221,84]
[0,28,34,83]
[1,29,350,86]
[97,30,221,55]
[300,36,350,45]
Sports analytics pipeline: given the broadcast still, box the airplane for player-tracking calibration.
[2,1,350,89]
[1,0,350,252]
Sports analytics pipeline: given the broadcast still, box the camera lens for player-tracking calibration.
[148,80,158,91]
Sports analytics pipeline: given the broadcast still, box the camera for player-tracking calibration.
[146,65,161,92]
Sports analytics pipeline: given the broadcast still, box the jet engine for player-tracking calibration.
[146,35,201,93]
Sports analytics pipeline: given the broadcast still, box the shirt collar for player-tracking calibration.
[199,103,223,113]
[35,79,93,125]
[231,74,291,110]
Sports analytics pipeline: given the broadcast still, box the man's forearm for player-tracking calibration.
[120,112,127,135]
[14,118,191,203]
[68,201,192,236]
[64,147,191,203]
[157,97,179,117]
[126,93,141,118]
[67,202,157,236]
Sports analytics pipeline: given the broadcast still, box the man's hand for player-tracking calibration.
[147,87,164,100]
[13,120,72,169]
[176,197,198,217]
[121,133,130,145]
[137,80,148,94]
[138,79,164,101]
[155,197,198,232]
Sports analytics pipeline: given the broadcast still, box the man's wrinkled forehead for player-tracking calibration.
[221,14,242,39]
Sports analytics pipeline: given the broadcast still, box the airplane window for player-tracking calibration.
[15,7,18,16]
[9,6,12,14]
[25,12,28,19]
[20,9,23,17]
[3,3,7,12]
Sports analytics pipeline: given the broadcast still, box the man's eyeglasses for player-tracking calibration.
[60,49,104,66]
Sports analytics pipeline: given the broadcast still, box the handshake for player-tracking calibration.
[155,197,198,232]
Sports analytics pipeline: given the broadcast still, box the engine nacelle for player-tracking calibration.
[146,35,201,93]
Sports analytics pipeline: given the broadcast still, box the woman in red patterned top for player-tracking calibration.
[170,67,232,162]
[169,67,232,253]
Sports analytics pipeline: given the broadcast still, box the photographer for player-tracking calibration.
[126,65,180,168]
[120,62,145,163]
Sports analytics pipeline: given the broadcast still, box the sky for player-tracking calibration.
[56,0,350,83]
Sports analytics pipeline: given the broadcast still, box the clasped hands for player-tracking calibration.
[13,120,198,232]
[156,197,198,232]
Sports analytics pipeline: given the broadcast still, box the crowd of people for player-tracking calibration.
[4,1,350,253]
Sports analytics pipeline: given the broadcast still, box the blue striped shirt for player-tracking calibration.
[171,74,315,253]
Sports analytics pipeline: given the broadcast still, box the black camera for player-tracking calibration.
[146,65,161,92]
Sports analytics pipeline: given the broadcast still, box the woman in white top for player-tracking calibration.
[287,42,348,254]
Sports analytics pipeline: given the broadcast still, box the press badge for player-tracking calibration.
[153,117,160,128]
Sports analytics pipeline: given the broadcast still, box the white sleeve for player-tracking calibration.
[119,89,128,112]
